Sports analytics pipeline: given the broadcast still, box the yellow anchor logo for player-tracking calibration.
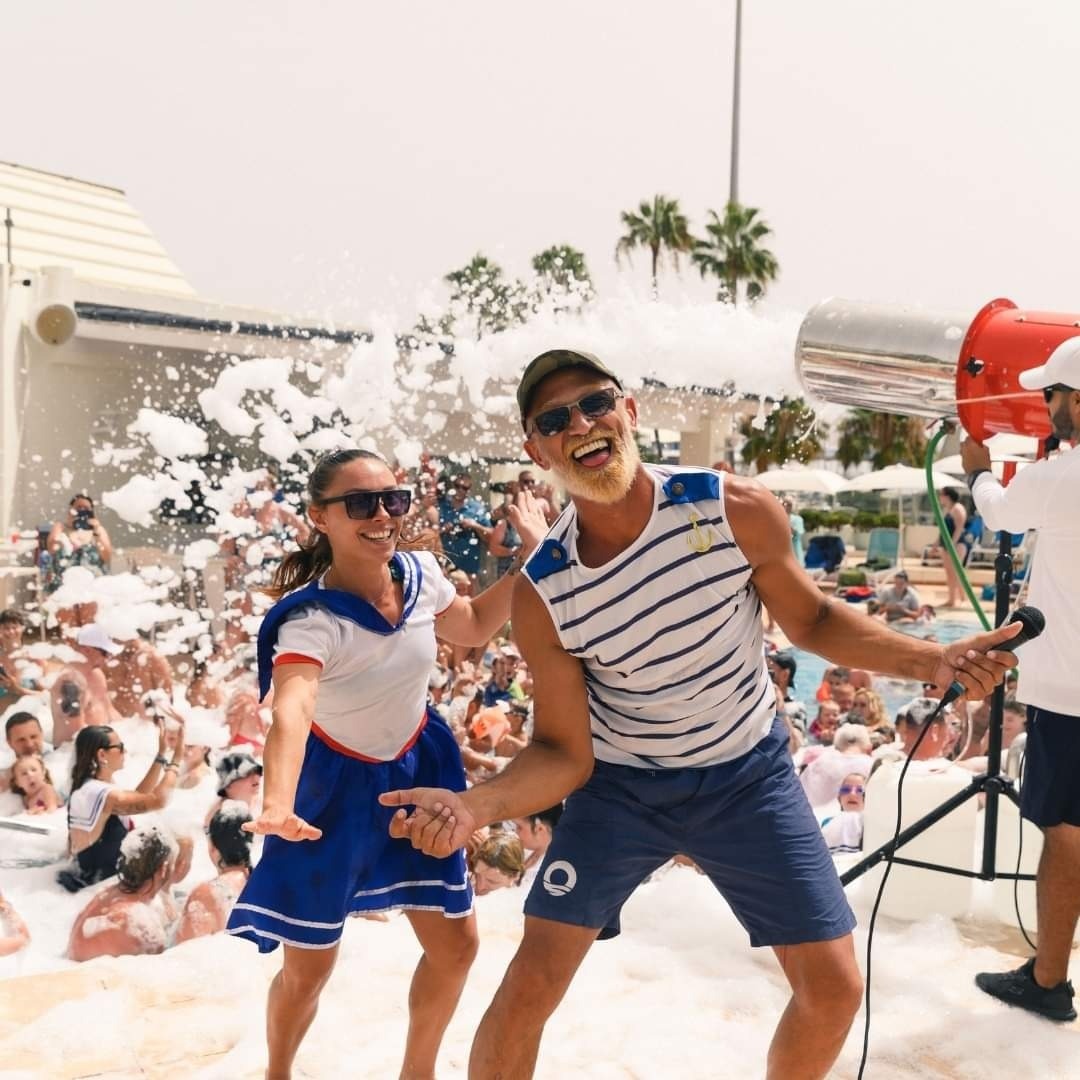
[687,512,716,553]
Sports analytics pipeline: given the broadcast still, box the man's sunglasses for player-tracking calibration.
[838,784,865,796]
[321,489,412,519]
[1042,383,1073,403]
[529,388,624,438]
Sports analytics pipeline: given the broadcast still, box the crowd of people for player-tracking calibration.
[0,461,580,983]
[0,341,1068,1079]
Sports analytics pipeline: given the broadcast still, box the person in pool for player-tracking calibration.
[9,751,62,814]
[67,823,179,962]
[176,801,254,943]
[226,447,547,1080]
[59,719,185,892]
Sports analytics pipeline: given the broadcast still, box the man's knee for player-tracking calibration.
[492,924,596,1021]
[780,938,863,1021]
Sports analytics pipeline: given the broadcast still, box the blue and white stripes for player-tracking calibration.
[528,465,774,768]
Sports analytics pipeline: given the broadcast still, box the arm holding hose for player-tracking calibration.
[961,438,1051,534]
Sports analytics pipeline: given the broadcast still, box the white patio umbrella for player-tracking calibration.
[835,464,967,561]
[753,464,846,495]
[836,464,966,494]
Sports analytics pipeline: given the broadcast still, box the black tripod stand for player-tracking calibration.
[840,531,1035,890]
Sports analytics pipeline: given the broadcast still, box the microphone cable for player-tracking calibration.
[1013,745,1037,952]
[856,696,948,1080]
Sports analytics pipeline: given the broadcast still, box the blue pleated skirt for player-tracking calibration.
[226,708,472,952]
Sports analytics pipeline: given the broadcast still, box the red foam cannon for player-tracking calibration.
[795,297,1078,441]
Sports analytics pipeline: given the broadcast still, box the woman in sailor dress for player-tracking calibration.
[226,449,544,1080]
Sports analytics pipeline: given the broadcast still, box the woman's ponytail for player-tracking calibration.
[265,531,332,599]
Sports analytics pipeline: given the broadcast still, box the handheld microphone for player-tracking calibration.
[940,605,1045,705]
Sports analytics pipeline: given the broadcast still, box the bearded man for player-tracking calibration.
[383,348,1021,1080]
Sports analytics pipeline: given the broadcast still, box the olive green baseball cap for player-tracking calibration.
[516,348,622,429]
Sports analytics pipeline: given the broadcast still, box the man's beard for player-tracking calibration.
[549,432,641,505]
[1050,397,1078,442]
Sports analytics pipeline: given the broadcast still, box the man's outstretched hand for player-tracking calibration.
[379,787,477,858]
[930,619,1021,699]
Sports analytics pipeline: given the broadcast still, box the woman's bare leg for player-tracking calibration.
[266,942,340,1080]
[400,910,479,1079]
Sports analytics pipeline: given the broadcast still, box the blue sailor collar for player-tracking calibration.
[256,552,422,700]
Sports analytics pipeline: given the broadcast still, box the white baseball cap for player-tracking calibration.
[75,623,122,656]
[1019,335,1080,391]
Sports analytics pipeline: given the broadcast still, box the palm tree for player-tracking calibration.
[836,409,927,469]
[614,195,694,298]
[532,245,593,293]
[691,201,779,306]
[444,253,529,338]
[738,397,827,473]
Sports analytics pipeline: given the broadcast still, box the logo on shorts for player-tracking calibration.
[542,860,577,897]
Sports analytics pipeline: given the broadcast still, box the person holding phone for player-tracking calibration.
[44,494,113,629]
[58,711,185,892]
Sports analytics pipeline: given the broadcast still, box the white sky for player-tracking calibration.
[5,1,1080,328]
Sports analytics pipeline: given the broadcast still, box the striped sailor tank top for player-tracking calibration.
[524,464,774,769]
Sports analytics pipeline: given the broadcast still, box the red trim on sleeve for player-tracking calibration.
[435,596,456,617]
[273,652,324,669]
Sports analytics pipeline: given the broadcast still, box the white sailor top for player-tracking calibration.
[524,465,774,769]
[262,551,455,761]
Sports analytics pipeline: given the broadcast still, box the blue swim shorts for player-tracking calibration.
[524,717,855,947]
[227,709,472,952]
[1021,705,1080,828]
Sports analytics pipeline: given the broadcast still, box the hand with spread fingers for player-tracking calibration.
[929,619,1021,698]
[379,786,477,858]
[242,807,322,842]
[506,489,549,555]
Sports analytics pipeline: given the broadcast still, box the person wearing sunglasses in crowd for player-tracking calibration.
[438,471,493,583]
[59,718,186,893]
[820,773,868,854]
[228,447,547,1080]
[962,336,1080,1023]
[382,347,1022,1080]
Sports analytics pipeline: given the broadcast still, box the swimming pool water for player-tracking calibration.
[786,618,978,720]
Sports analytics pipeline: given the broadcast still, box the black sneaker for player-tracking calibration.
[975,958,1077,1022]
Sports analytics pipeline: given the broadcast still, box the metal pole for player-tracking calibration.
[729,0,742,205]
[979,530,1014,878]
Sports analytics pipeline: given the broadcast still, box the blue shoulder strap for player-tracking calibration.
[256,553,420,700]
[661,470,720,505]
[524,537,573,584]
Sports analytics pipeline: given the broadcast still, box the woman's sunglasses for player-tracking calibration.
[321,489,412,520]
[529,388,624,438]
[838,784,865,796]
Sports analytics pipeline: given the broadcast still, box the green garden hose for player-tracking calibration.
[924,426,991,631]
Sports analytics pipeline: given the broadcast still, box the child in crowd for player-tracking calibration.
[820,772,867,854]
[470,832,526,896]
[9,752,62,814]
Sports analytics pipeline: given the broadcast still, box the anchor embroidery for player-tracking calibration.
[687,512,716,553]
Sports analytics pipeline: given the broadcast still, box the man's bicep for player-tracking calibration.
[727,481,829,639]
[511,579,592,753]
